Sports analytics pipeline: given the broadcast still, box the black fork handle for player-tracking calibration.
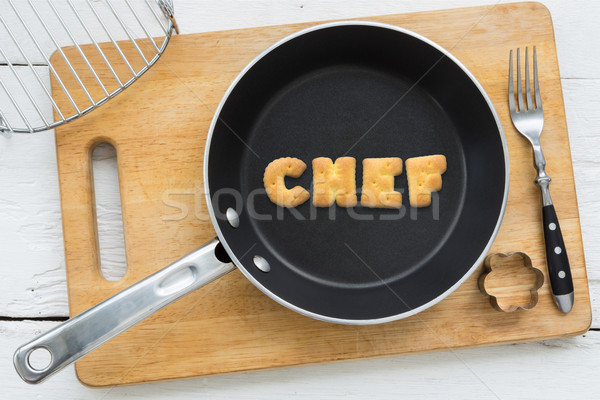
[542,204,574,311]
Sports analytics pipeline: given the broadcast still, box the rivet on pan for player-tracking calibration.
[226,208,240,228]
[253,256,270,273]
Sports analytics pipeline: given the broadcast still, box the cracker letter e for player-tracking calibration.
[361,158,403,208]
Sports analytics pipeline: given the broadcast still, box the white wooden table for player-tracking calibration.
[1,1,598,398]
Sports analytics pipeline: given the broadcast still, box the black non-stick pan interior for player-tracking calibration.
[207,23,507,322]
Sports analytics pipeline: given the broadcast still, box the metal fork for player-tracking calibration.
[508,46,573,313]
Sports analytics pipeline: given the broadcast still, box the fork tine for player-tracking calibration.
[508,49,516,113]
[516,48,525,112]
[533,46,542,110]
[525,47,533,111]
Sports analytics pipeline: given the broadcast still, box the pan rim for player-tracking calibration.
[204,20,510,325]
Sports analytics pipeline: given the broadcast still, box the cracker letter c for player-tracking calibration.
[264,157,310,207]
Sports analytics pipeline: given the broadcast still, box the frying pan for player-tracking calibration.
[14,21,508,383]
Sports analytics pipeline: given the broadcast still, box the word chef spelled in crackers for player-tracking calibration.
[312,157,358,207]
[405,155,447,207]
[264,157,311,207]
[263,155,446,209]
[361,158,403,208]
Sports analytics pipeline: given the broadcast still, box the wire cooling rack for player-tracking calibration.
[0,0,178,133]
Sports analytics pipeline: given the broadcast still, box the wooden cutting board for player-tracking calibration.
[53,2,591,387]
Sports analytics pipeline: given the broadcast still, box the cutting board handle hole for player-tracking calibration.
[91,142,127,281]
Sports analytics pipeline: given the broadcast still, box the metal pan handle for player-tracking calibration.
[14,239,235,384]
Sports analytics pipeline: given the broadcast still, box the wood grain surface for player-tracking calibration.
[51,2,591,387]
